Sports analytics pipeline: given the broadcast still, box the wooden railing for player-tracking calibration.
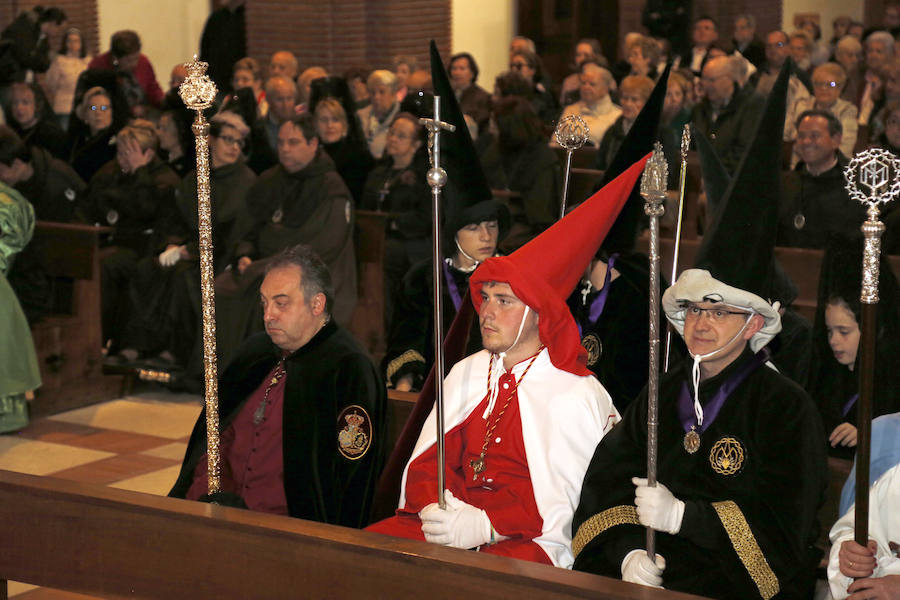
[0,469,709,600]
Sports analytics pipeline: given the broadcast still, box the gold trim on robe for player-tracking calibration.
[711,500,779,599]
[572,505,640,558]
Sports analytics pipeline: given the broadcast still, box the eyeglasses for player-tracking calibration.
[90,104,110,112]
[813,80,839,89]
[509,62,529,71]
[218,134,244,148]
[684,303,751,323]
[766,41,786,48]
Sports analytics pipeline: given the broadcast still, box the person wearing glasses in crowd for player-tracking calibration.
[573,67,826,598]
[509,49,559,127]
[68,85,124,182]
[785,62,858,163]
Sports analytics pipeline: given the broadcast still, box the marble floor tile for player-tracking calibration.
[108,464,182,496]
[0,438,112,476]
[49,399,201,440]
[50,454,180,485]
[140,441,189,460]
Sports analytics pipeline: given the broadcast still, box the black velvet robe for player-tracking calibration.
[572,347,827,599]
[170,324,387,528]
[565,253,659,414]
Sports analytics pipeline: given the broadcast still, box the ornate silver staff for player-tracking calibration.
[554,115,590,219]
[420,96,455,508]
[179,57,220,494]
[843,148,899,545]
[640,142,668,559]
[663,124,691,372]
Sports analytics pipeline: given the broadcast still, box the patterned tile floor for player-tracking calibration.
[2,388,202,599]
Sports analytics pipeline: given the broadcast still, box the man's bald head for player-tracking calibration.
[269,51,299,80]
[701,56,738,105]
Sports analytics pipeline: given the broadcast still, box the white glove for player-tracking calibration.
[633,477,685,535]
[621,549,666,588]
[159,246,183,267]
[419,489,492,549]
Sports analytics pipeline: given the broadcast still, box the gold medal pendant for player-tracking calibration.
[470,454,486,480]
[683,427,701,454]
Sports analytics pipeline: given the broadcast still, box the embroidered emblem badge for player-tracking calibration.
[709,436,745,475]
[106,209,119,225]
[581,333,602,367]
[337,405,372,460]
[271,208,283,224]
[65,188,76,201]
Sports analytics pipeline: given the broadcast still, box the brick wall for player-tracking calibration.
[246,0,450,78]
[1,0,100,56]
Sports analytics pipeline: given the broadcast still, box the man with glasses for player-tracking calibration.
[573,63,826,598]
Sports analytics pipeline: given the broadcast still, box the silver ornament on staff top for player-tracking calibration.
[639,142,668,560]
[179,56,221,494]
[553,115,590,220]
[844,148,900,303]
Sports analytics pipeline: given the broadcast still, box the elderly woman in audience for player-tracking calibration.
[875,100,900,154]
[361,112,430,326]
[786,62,858,160]
[869,58,900,143]
[558,62,621,146]
[595,75,654,170]
[626,35,661,81]
[810,239,900,460]
[5,82,66,159]
[493,95,559,250]
[68,85,124,182]
[559,38,606,106]
[314,96,373,203]
[448,52,492,135]
[44,27,91,130]
[509,49,559,126]
[660,70,693,188]
[80,119,180,359]
[835,35,865,106]
[231,57,267,118]
[358,69,401,159]
[115,112,257,371]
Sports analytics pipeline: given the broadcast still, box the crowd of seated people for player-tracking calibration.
[3,3,900,597]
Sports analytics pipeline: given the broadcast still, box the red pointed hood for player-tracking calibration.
[469,155,649,375]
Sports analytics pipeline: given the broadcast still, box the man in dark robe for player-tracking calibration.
[572,61,827,599]
[170,245,385,527]
[214,112,356,371]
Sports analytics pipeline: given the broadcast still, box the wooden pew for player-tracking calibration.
[27,222,121,417]
[0,470,709,600]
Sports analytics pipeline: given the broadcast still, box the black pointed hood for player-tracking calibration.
[597,63,671,255]
[429,40,509,247]
[693,126,730,216]
[662,60,792,351]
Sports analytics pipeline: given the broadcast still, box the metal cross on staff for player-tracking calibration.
[419,96,455,509]
[640,142,668,560]
[553,115,590,220]
[178,57,220,493]
[843,147,900,546]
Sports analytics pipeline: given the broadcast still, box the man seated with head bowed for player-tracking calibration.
[170,245,386,527]
[366,153,650,567]
[571,64,827,598]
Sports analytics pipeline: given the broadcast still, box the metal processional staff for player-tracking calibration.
[420,96,455,508]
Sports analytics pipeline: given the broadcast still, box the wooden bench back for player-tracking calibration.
[0,470,708,600]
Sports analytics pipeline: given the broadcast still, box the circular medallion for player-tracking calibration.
[106,209,119,225]
[581,333,602,367]
[793,213,806,230]
[337,405,372,460]
[271,208,283,224]
[683,429,701,454]
[709,436,745,475]
[65,188,76,201]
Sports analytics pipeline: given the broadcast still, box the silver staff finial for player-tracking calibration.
[179,55,217,111]
[641,141,668,217]
[844,147,900,212]
[554,115,590,150]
